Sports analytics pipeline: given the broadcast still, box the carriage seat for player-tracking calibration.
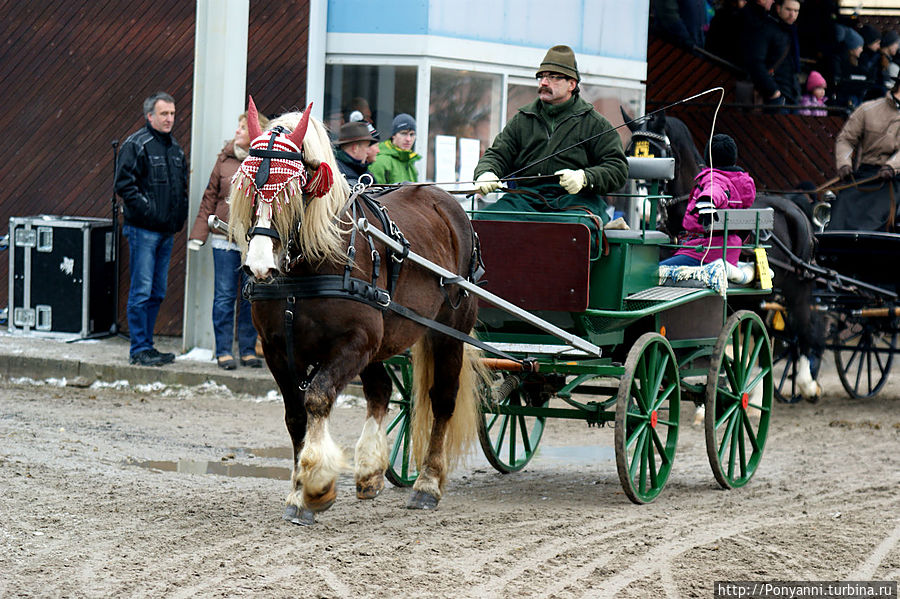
[626,157,675,181]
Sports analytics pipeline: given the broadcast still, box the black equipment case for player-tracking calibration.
[8,216,116,337]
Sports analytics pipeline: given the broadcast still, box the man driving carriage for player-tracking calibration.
[831,77,900,231]
[473,44,628,234]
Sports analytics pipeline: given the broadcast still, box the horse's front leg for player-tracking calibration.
[296,341,377,515]
[355,362,391,499]
[263,345,316,526]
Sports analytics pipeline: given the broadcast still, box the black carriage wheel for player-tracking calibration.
[615,332,680,504]
[384,359,418,487]
[832,317,896,399]
[771,332,803,404]
[705,310,773,489]
[478,374,547,473]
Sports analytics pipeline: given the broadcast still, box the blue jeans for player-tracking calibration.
[660,254,701,267]
[123,225,174,356]
[212,248,257,357]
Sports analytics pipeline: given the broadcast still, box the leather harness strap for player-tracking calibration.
[244,274,532,368]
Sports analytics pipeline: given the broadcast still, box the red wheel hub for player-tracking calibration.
[741,392,749,409]
[650,410,658,428]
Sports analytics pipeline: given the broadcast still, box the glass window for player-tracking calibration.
[427,67,502,183]
[506,80,643,147]
[323,64,418,142]
[579,83,643,147]
[506,82,535,124]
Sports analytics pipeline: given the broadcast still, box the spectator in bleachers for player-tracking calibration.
[799,70,828,116]
[859,24,882,76]
[834,26,869,110]
[705,0,747,68]
[872,30,900,99]
[652,0,710,50]
[743,0,802,111]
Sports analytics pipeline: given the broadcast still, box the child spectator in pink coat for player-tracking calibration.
[799,71,828,116]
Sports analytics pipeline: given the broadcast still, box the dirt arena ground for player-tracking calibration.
[1,360,898,598]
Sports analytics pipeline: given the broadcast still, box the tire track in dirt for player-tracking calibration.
[461,482,894,598]
[847,518,900,580]
[578,490,900,598]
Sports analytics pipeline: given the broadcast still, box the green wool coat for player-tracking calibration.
[368,140,421,184]
[474,94,628,193]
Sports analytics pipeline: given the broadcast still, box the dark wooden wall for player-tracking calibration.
[646,35,844,191]
[0,0,309,337]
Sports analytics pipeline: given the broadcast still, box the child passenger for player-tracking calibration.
[661,133,757,267]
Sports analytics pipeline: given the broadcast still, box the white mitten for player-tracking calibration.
[187,239,203,251]
[475,172,500,195]
[555,169,586,194]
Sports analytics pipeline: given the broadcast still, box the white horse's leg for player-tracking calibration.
[693,404,705,427]
[297,416,347,512]
[354,415,388,499]
[795,355,822,400]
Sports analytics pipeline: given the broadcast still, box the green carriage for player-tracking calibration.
[370,157,775,504]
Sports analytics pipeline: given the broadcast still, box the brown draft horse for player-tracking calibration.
[228,98,482,525]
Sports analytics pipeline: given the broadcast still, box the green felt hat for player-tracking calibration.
[537,45,580,81]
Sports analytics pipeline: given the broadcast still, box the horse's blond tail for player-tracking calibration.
[410,336,484,472]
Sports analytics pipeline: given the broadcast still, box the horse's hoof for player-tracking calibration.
[356,477,384,500]
[282,504,315,526]
[406,489,439,510]
[303,481,337,513]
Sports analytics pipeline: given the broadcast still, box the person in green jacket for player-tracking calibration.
[369,113,421,184]
[473,45,628,236]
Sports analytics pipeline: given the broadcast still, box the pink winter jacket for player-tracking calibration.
[675,167,757,264]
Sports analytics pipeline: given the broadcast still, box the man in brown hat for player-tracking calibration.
[473,44,627,232]
[333,121,379,186]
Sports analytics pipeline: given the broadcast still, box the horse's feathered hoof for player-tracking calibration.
[406,489,439,510]
[283,504,315,526]
[303,481,337,513]
[356,475,385,500]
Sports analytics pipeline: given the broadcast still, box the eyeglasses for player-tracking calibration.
[535,73,569,82]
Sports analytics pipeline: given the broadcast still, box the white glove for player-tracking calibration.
[475,172,500,195]
[695,200,716,227]
[555,169,586,194]
[187,239,204,251]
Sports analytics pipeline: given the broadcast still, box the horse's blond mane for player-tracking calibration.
[228,109,352,266]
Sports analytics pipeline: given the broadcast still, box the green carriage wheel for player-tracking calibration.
[384,359,418,487]
[478,374,546,473]
[705,310,773,489]
[832,316,896,399]
[615,332,680,504]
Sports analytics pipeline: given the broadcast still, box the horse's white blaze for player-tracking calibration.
[354,416,388,480]
[298,419,347,499]
[796,355,821,399]
[246,202,278,279]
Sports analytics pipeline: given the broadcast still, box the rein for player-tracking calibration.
[243,182,532,373]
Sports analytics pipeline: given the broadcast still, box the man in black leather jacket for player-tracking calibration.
[114,91,188,366]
